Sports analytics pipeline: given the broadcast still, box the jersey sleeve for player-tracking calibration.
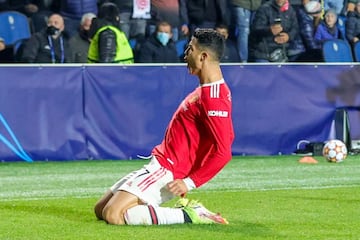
[188,85,234,187]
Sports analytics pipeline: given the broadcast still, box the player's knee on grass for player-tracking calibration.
[102,205,127,225]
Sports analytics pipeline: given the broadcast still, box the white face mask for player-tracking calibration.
[156,32,170,46]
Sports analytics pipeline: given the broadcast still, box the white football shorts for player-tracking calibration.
[110,156,174,206]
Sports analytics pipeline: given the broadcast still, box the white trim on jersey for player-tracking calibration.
[201,79,225,99]
[210,83,220,98]
[201,79,224,87]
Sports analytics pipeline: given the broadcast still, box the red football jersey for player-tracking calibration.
[152,79,234,187]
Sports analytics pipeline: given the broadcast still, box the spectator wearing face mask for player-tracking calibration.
[21,13,72,63]
[69,12,96,63]
[136,20,179,63]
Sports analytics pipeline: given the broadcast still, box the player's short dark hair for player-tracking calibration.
[193,28,225,61]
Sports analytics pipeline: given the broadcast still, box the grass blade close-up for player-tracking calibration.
[1,155,359,240]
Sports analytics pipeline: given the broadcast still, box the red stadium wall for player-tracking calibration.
[0,64,359,161]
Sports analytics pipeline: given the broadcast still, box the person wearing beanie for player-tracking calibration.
[314,8,344,45]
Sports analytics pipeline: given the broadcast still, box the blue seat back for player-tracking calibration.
[128,38,137,50]
[176,39,188,57]
[322,39,354,62]
[337,15,347,39]
[0,11,31,47]
[353,41,360,62]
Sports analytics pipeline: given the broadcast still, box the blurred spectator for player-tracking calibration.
[323,0,344,15]
[0,0,39,17]
[0,37,5,52]
[215,23,240,62]
[249,0,299,62]
[69,12,96,63]
[0,36,14,62]
[346,0,360,45]
[289,0,304,9]
[88,2,133,63]
[148,0,189,42]
[314,9,344,44]
[229,0,262,62]
[136,21,179,63]
[346,0,358,13]
[99,0,148,41]
[294,0,323,61]
[31,0,58,33]
[21,13,72,63]
[181,0,229,36]
[59,0,98,38]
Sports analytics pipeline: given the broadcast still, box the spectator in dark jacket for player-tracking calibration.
[21,13,72,63]
[136,21,179,63]
[249,0,299,62]
[59,0,98,37]
[0,0,39,17]
[31,0,59,33]
[215,24,240,62]
[292,0,323,62]
[181,0,229,36]
[346,1,360,46]
[69,12,96,63]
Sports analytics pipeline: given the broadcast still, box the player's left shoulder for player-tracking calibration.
[202,79,230,99]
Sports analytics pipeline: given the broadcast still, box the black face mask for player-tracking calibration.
[80,29,90,40]
[46,26,60,36]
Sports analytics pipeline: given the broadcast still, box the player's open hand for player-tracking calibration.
[167,179,188,196]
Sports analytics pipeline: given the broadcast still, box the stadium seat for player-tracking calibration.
[129,38,137,50]
[176,39,188,57]
[0,11,31,53]
[322,39,354,62]
[353,41,360,62]
[337,15,347,39]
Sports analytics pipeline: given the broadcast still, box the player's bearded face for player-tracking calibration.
[184,38,202,75]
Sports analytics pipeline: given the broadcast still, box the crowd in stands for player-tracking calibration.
[1,0,360,63]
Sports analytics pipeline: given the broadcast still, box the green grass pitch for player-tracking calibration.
[1,155,359,240]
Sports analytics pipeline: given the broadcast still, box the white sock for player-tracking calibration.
[124,205,185,225]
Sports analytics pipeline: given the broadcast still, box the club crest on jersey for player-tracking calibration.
[207,110,228,117]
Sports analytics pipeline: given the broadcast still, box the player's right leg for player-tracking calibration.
[102,190,142,225]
